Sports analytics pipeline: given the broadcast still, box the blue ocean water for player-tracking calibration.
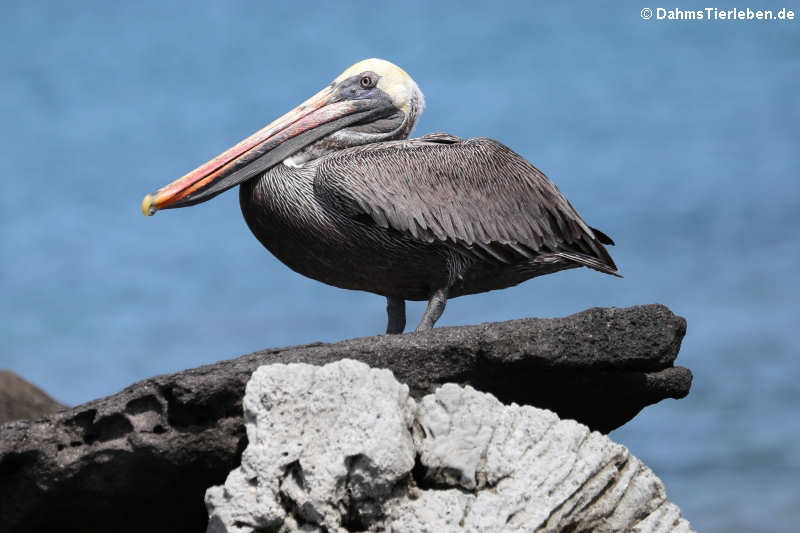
[1,2,797,531]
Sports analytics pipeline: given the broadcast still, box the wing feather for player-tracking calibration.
[313,136,618,274]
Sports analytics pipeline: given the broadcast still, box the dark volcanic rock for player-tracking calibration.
[0,370,66,424]
[0,304,691,533]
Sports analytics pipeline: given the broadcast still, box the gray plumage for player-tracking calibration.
[240,133,619,333]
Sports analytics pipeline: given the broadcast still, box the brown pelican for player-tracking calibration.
[142,58,620,334]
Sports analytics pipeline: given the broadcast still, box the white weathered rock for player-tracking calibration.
[206,360,694,533]
[206,360,416,533]
[397,384,694,533]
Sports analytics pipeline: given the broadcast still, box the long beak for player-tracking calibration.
[141,85,375,216]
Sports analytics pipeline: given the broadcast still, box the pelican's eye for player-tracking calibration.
[359,74,376,89]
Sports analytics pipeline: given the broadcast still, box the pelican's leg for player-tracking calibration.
[416,287,448,331]
[386,297,406,334]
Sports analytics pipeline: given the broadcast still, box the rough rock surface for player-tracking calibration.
[0,370,66,424]
[0,304,691,533]
[207,360,694,532]
[206,360,417,532]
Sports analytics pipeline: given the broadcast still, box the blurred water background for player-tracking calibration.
[1,2,798,531]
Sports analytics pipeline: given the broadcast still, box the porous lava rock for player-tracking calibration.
[0,304,691,533]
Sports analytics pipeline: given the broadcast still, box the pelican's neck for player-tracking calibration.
[243,164,317,225]
[283,83,425,168]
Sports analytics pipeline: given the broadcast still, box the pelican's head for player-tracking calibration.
[282,58,425,167]
[336,58,425,134]
[142,58,424,216]
[335,58,424,118]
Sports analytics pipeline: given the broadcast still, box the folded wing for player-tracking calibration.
[313,134,619,275]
